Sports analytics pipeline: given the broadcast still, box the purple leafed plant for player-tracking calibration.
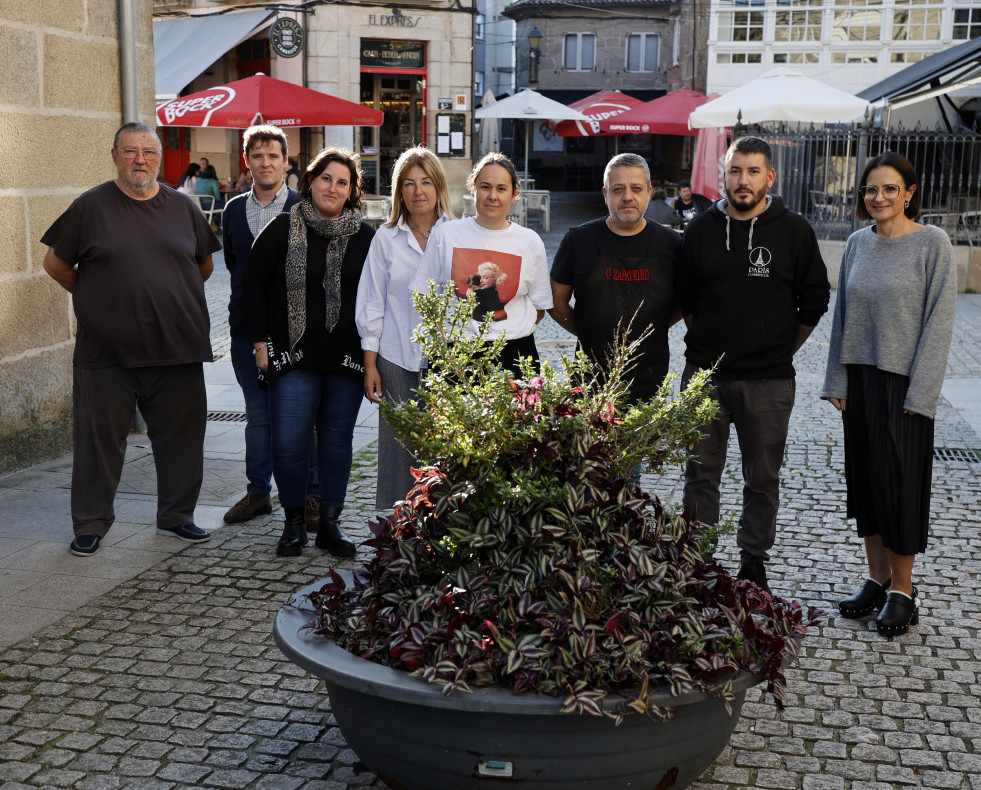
[304,286,821,721]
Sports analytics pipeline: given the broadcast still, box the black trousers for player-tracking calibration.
[71,363,206,537]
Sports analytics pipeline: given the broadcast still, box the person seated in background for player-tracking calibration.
[673,180,714,224]
[286,157,302,190]
[177,163,200,195]
[234,169,252,193]
[193,164,224,226]
[646,188,683,227]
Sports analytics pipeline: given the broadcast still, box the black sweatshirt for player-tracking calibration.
[675,196,830,379]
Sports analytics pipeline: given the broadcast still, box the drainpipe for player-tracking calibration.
[118,0,139,122]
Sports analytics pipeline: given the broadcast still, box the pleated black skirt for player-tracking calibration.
[842,364,935,555]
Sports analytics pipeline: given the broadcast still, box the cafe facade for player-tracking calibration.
[153,1,475,207]
[306,2,476,201]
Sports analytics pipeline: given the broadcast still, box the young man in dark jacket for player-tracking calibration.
[675,136,830,593]
[221,125,319,527]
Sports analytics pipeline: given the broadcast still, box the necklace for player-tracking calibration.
[407,217,434,238]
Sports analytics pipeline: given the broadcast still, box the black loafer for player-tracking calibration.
[876,588,920,636]
[838,577,891,619]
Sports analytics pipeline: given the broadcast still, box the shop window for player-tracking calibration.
[564,33,596,71]
[953,6,981,39]
[626,33,660,72]
[831,0,883,42]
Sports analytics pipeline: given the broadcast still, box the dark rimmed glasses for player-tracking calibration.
[860,184,903,200]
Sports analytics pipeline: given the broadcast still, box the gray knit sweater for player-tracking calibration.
[821,224,956,418]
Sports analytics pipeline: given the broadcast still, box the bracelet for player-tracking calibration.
[252,343,268,357]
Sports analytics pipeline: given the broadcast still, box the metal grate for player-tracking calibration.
[934,448,980,464]
[207,411,248,423]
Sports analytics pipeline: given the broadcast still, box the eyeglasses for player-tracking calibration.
[860,184,903,200]
[118,148,161,161]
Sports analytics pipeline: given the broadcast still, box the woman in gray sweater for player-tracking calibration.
[822,151,956,636]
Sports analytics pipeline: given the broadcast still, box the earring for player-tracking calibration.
[905,200,910,209]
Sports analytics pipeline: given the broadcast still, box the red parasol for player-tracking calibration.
[598,89,709,136]
[548,89,646,137]
[156,74,383,129]
[690,123,727,200]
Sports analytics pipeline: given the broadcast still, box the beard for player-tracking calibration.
[725,183,767,213]
[121,164,159,194]
[610,204,645,227]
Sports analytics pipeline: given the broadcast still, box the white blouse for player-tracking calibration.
[355,213,449,372]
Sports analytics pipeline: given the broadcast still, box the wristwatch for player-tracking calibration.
[252,343,268,357]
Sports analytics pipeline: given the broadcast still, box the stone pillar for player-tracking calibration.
[0,0,156,473]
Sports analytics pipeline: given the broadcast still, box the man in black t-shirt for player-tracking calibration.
[42,122,221,558]
[674,180,714,224]
[549,153,681,404]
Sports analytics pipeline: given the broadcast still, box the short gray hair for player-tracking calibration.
[113,122,160,151]
[603,153,651,190]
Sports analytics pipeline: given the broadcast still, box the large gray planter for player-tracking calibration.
[275,577,761,790]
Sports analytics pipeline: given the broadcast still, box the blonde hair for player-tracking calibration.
[477,261,507,285]
[387,146,454,227]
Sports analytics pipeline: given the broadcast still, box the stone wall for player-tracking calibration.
[0,0,156,473]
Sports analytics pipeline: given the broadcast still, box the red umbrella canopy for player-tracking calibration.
[598,89,709,137]
[548,89,647,137]
[156,74,384,129]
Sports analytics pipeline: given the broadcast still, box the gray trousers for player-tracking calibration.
[71,363,206,538]
[681,363,795,563]
[375,355,420,511]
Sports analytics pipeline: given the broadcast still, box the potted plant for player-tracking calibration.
[274,287,819,790]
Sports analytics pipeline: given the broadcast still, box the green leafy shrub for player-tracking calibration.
[306,286,820,721]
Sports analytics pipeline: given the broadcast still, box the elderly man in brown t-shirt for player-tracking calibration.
[42,122,221,557]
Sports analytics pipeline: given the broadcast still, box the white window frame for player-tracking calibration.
[475,13,485,41]
[953,3,981,39]
[563,32,596,71]
[625,32,660,72]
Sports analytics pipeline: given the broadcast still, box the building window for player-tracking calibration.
[475,71,485,96]
[475,14,485,40]
[953,6,981,39]
[891,51,927,61]
[892,0,942,40]
[564,33,596,71]
[626,33,660,72]
[716,52,763,64]
[831,0,884,42]
[717,9,765,42]
[773,52,820,64]
[831,51,878,62]
[774,1,824,43]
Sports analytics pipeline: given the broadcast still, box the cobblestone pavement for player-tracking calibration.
[2,196,980,789]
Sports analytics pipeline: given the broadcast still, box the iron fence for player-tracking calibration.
[755,125,981,244]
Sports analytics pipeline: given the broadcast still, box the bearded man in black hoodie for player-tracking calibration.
[675,136,830,594]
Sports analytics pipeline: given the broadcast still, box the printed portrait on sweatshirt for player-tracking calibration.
[451,248,521,323]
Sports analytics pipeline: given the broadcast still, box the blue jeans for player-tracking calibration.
[270,368,364,509]
[231,337,318,497]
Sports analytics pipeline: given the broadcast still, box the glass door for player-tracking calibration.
[365,74,423,195]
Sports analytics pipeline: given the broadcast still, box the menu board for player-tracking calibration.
[435,113,466,158]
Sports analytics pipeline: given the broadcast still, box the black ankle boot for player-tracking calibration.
[876,587,920,636]
[839,577,891,619]
[277,507,306,557]
[315,506,355,557]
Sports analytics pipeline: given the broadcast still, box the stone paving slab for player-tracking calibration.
[1,194,979,788]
